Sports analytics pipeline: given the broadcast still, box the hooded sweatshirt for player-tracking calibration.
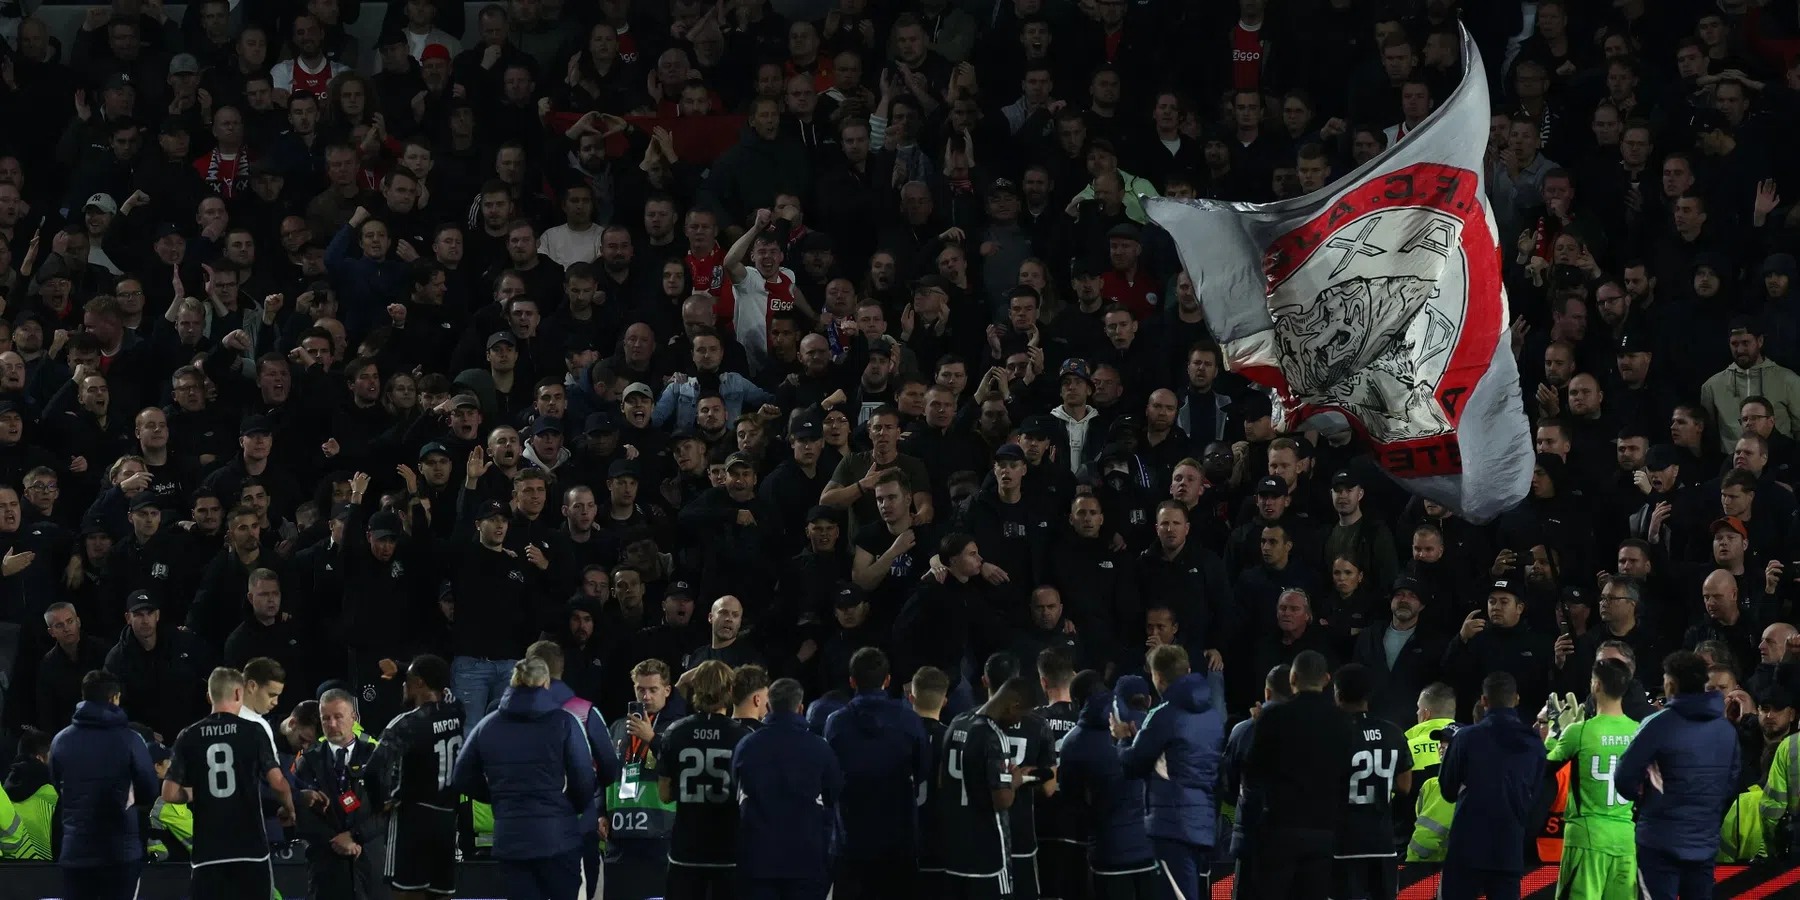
[822,689,933,860]
[1439,706,1547,873]
[47,700,162,866]
[1058,689,1156,869]
[1118,671,1225,848]
[451,684,596,860]
[1616,690,1741,861]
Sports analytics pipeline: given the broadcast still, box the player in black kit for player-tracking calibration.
[910,665,954,897]
[983,654,1058,900]
[940,675,1042,900]
[658,659,749,900]
[1332,664,1412,900]
[163,667,297,900]
[366,655,465,899]
[1033,649,1085,900]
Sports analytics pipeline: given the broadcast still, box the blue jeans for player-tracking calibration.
[454,656,518,732]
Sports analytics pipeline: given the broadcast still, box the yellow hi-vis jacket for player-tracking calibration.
[1407,776,1453,862]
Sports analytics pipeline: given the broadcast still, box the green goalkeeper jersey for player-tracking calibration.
[1547,713,1639,851]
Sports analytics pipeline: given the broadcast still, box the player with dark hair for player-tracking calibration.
[366,655,465,900]
[1546,658,1638,900]
[1033,648,1086,900]
[983,653,1057,900]
[940,675,1041,900]
[163,667,297,899]
[1058,669,1159,898]
[1331,663,1411,900]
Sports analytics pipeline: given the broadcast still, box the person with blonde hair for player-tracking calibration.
[453,655,597,900]
[659,660,750,897]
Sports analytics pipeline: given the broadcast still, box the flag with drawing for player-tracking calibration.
[1144,27,1530,523]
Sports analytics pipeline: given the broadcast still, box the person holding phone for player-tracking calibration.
[602,659,681,900]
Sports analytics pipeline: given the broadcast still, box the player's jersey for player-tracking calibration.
[734,716,764,734]
[918,717,950,872]
[1002,712,1057,856]
[167,712,279,866]
[1032,700,1084,845]
[1547,713,1638,850]
[939,711,1013,881]
[373,699,466,810]
[1335,711,1411,859]
[660,711,749,867]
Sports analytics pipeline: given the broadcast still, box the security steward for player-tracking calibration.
[294,688,385,899]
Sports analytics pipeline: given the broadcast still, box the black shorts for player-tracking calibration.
[190,858,274,900]
[666,862,737,900]
[1038,841,1090,900]
[1091,862,1161,900]
[386,804,458,894]
[1010,853,1041,900]
[1329,855,1398,900]
[947,873,1009,900]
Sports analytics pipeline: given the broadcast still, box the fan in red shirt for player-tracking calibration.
[1229,0,1269,91]
[685,208,734,321]
[1100,223,1157,319]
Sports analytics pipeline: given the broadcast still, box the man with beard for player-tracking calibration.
[1704,318,1800,453]
[548,487,617,599]
[902,385,989,515]
[1352,576,1447,729]
[1685,570,1761,683]
[823,407,934,536]
[1556,575,1662,699]
[1049,492,1138,675]
[105,592,212,742]
[633,579,708,677]
[1442,579,1554,719]
[99,493,185,628]
[186,505,285,642]
[679,453,783,619]
[684,595,765,669]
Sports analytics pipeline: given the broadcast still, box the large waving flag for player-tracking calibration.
[1145,28,1529,522]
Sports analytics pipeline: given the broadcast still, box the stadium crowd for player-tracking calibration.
[0,0,1798,897]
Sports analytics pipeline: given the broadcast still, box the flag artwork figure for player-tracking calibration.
[1146,28,1530,523]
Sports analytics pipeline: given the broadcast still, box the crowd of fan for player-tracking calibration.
[0,0,1797,892]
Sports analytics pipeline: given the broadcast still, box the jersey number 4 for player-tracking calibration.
[1348,749,1397,805]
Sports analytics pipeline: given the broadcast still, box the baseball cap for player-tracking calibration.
[84,193,118,215]
[725,451,757,470]
[127,590,158,612]
[1058,358,1094,385]
[1253,475,1287,497]
[239,415,274,436]
[80,514,109,537]
[1617,331,1653,354]
[986,178,1020,199]
[1233,391,1274,418]
[1106,222,1141,242]
[367,510,405,540]
[35,256,73,284]
[1645,444,1682,471]
[1392,573,1424,596]
[0,400,22,417]
[485,331,518,351]
[529,417,564,437]
[129,492,161,512]
[103,72,135,92]
[1712,516,1748,538]
[1019,414,1060,438]
[168,53,200,76]
[247,159,284,179]
[1490,577,1523,598]
[418,441,451,460]
[1561,585,1593,608]
[1071,257,1106,280]
[421,43,452,62]
[790,418,823,441]
[449,394,481,410]
[1760,685,1797,711]
[158,118,189,136]
[665,579,696,601]
[994,443,1026,462]
[1428,721,1462,742]
[473,500,509,521]
[833,582,868,608]
[331,502,357,522]
[607,459,641,479]
[152,222,182,241]
[806,505,838,524]
[563,334,596,356]
[377,27,408,48]
[1331,469,1361,489]
[584,411,621,434]
[622,382,654,401]
[912,274,951,295]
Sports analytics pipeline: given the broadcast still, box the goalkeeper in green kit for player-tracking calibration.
[1543,658,1640,899]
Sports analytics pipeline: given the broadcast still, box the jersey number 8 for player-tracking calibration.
[205,743,236,799]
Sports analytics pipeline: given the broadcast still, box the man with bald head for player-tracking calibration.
[684,595,765,668]
[775,332,847,411]
[1684,570,1760,678]
[1751,623,1800,701]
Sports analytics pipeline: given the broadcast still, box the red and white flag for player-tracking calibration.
[1145,28,1529,522]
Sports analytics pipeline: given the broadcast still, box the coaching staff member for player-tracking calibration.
[48,669,163,900]
[1242,649,1352,900]
[735,677,843,900]
[1438,671,1547,900]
